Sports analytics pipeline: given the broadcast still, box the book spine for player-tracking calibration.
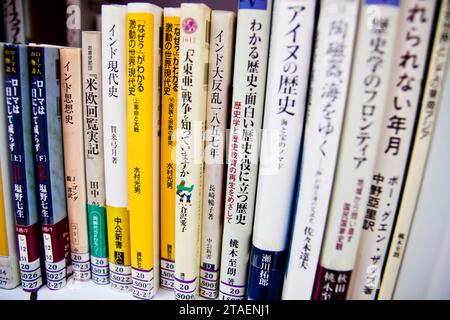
[348,0,437,300]
[0,163,20,289]
[199,10,235,300]
[0,43,20,289]
[282,0,360,300]
[126,2,162,300]
[4,44,43,292]
[174,3,211,300]
[60,47,91,281]
[160,7,180,291]
[312,0,401,300]
[66,0,82,47]
[247,0,317,301]
[101,4,131,292]
[2,0,26,43]
[218,0,272,301]
[82,31,109,286]
[378,0,450,300]
[29,46,72,290]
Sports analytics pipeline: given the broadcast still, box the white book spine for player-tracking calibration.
[82,31,110,285]
[0,43,20,289]
[174,3,211,300]
[247,0,317,301]
[199,10,235,300]
[218,0,272,301]
[378,0,450,300]
[348,0,437,300]
[101,5,132,292]
[282,0,360,300]
[313,0,401,300]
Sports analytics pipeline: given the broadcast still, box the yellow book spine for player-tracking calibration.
[106,205,131,290]
[127,3,162,300]
[0,166,8,257]
[160,9,180,290]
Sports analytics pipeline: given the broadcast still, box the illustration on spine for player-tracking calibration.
[174,3,211,300]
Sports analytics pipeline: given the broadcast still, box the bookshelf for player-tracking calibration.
[0,55,448,302]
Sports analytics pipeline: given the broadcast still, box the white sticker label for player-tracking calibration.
[19,258,43,291]
[218,282,245,300]
[110,262,132,291]
[0,258,13,288]
[18,234,28,263]
[43,233,54,262]
[200,268,219,299]
[132,268,155,300]
[45,259,67,290]
[91,256,109,285]
[71,252,91,281]
[174,277,197,300]
[160,258,174,289]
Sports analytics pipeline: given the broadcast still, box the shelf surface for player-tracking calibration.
[0,277,175,300]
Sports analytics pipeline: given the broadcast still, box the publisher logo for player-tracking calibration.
[182,17,197,34]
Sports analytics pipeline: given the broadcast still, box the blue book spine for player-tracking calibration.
[4,44,43,291]
[247,246,287,300]
[29,45,71,290]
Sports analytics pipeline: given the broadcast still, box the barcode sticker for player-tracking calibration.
[71,252,91,281]
[160,258,174,289]
[91,256,109,285]
[199,268,219,299]
[219,281,245,300]
[132,268,155,300]
[19,257,43,292]
[45,259,67,290]
[174,277,197,300]
[110,262,132,291]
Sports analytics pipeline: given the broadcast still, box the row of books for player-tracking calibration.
[0,0,449,301]
[1,0,105,47]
